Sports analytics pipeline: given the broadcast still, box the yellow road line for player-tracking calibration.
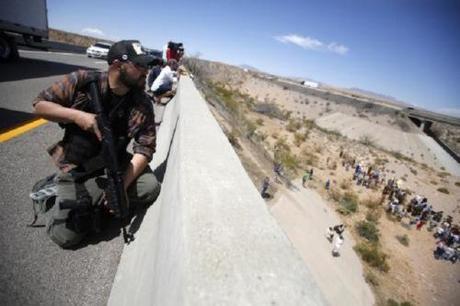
[0,119,48,143]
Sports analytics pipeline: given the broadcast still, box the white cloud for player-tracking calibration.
[276,34,323,50]
[275,34,349,55]
[327,42,349,55]
[81,27,105,37]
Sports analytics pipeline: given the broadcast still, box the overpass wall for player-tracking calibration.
[108,77,326,305]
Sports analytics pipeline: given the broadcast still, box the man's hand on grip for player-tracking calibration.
[74,111,102,141]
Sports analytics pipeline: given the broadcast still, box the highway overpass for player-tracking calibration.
[0,50,326,305]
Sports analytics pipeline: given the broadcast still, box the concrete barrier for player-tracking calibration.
[108,77,327,306]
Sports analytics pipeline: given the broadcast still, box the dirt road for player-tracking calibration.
[270,180,375,306]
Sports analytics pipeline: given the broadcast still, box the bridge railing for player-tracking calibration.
[108,77,326,306]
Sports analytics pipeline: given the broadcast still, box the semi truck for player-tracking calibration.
[0,0,49,61]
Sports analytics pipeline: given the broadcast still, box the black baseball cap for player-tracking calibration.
[107,40,154,68]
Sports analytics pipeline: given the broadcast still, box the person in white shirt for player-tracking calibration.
[332,235,344,257]
[150,59,178,103]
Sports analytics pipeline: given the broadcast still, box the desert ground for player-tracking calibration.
[186,58,460,306]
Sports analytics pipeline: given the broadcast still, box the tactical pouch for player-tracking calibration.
[68,207,93,234]
[28,173,58,227]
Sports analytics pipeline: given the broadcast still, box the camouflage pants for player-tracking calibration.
[46,166,160,248]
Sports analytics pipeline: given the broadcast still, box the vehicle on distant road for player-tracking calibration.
[144,47,162,59]
[0,0,49,61]
[86,42,112,59]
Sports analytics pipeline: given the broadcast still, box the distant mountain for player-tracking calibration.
[239,64,261,72]
[349,87,411,106]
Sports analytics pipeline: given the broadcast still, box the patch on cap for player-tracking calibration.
[132,42,144,55]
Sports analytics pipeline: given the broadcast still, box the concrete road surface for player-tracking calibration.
[0,50,124,305]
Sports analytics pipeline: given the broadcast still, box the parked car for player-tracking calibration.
[86,42,111,59]
[144,47,162,58]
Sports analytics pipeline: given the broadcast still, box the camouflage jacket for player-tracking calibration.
[33,70,156,172]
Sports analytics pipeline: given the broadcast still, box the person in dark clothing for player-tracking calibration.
[32,40,161,248]
[260,176,270,198]
[333,224,345,235]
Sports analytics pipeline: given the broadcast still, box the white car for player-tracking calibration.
[86,42,111,59]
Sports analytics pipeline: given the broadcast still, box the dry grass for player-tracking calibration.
[437,187,450,194]
[359,135,375,147]
[366,209,382,223]
[225,129,241,149]
[396,234,410,247]
[374,157,389,166]
[299,148,319,167]
[438,172,451,178]
[340,179,351,190]
[365,271,380,287]
[330,188,342,202]
[286,118,303,132]
[294,132,308,147]
[354,242,390,272]
[356,220,380,242]
[337,191,359,215]
[362,196,381,210]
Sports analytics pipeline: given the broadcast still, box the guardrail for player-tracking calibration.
[15,34,87,53]
[108,77,326,306]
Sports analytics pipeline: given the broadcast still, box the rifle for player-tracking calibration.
[88,78,134,244]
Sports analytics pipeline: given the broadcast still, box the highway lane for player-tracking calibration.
[0,50,123,305]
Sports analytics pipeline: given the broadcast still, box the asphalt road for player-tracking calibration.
[0,50,124,305]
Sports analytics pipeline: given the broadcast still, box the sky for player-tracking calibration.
[47,0,460,116]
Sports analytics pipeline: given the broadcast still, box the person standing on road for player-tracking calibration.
[332,235,344,257]
[325,179,331,191]
[333,224,345,235]
[273,162,283,183]
[302,170,310,188]
[260,176,270,198]
[32,40,161,248]
[326,227,334,242]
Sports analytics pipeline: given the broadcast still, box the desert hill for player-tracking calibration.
[185,57,460,306]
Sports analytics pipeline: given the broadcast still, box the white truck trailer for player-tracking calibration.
[0,0,49,61]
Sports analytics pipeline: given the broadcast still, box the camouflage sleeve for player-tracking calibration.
[32,70,86,107]
[131,96,156,161]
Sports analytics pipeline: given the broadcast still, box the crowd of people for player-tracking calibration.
[434,216,460,263]
[338,150,459,264]
[380,178,459,263]
[351,161,384,189]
